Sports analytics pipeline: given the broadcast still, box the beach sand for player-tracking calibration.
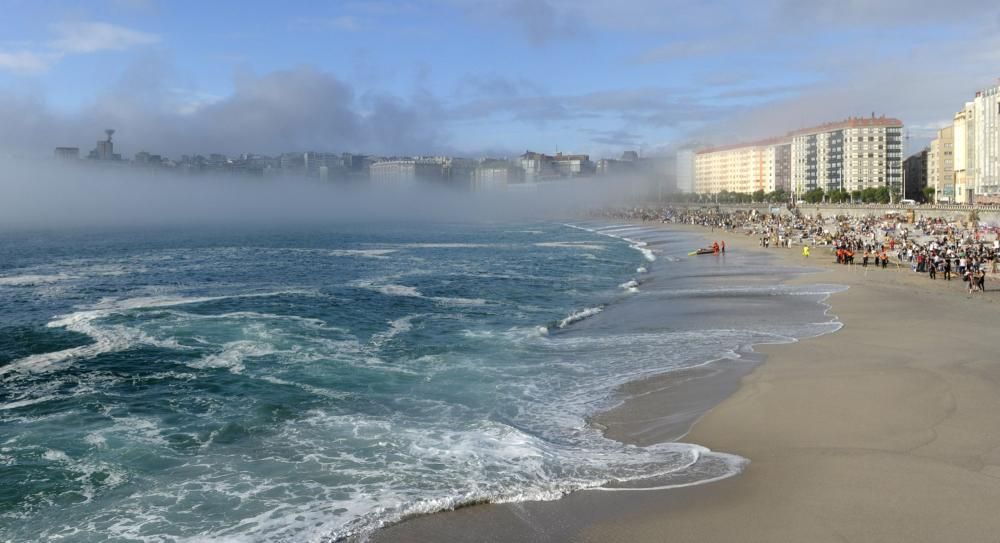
[373,224,1000,542]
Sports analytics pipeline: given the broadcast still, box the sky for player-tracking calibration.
[1,0,1000,160]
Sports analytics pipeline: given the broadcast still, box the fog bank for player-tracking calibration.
[0,159,657,230]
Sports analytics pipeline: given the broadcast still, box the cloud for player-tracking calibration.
[50,21,160,53]
[0,21,159,75]
[455,0,583,45]
[447,82,727,130]
[0,63,446,158]
[0,50,59,74]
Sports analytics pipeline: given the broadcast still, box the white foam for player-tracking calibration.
[83,432,107,448]
[557,306,603,329]
[0,291,313,378]
[0,273,75,286]
[394,243,494,249]
[562,223,656,262]
[354,280,487,307]
[328,249,397,259]
[0,395,58,410]
[534,242,607,251]
[595,451,748,492]
[370,314,423,348]
[636,266,648,273]
[188,340,276,374]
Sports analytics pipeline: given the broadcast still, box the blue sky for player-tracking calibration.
[1,0,999,159]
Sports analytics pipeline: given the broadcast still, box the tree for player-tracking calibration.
[802,187,825,204]
[922,186,935,203]
[851,190,862,203]
[874,186,891,204]
[828,189,850,204]
[752,189,765,203]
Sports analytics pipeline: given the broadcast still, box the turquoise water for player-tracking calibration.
[0,222,841,541]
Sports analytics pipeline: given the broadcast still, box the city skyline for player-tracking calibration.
[2,1,1000,162]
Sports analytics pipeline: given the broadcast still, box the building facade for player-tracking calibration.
[789,117,903,195]
[694,139,786,194]
[903,149,928,201]
[472,160,523,190]
[693,117,902,196]
[974,84,1000,198]
[369,159,443,187]
[953,102,976,203]
[674,149,695,193]
[54,147,80,160]
[928,125,955,202]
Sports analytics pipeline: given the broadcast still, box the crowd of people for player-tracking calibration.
[595,205,999,295]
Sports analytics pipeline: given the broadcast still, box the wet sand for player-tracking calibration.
[373,224,1000,542]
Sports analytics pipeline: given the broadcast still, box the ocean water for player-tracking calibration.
[0,221,843,542]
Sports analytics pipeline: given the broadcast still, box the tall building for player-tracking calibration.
[694,138,787,194]
[693,117,903,196]
[472,160,523,190]
[973,83,1000,198]
[596,158,636,176]
[927,125,954,202]
[443,158,478,189]
[789,116,903,195]
[369,159,443,186]
[903,149,928,201]
[520,151,556,182]
[551,153,594,177]
[953,102,976,203]
[54,147,79,160]
[87,129,121,161]
[674,149,695,193]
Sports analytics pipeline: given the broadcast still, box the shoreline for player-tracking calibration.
[372,221,1000,542]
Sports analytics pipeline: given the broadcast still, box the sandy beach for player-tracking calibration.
[374,223,1000,542]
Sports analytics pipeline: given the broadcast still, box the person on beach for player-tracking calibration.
[944,258,952,280]
[712,241,720,254]
[802,245,810,258]
[721,240,726,254]
[929,261,937,280]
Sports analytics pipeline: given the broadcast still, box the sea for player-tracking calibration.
[0,221,843,542]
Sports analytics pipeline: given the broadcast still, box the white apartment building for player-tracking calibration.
[953,102,976,203]
[789,117,903,195]
[675,149,695,193]
[471,161,523,191]
[694,139,786,194]
[369,159,443,187]
[974,84,1000,197]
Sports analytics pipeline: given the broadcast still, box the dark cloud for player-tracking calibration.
[0,62,446,158]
